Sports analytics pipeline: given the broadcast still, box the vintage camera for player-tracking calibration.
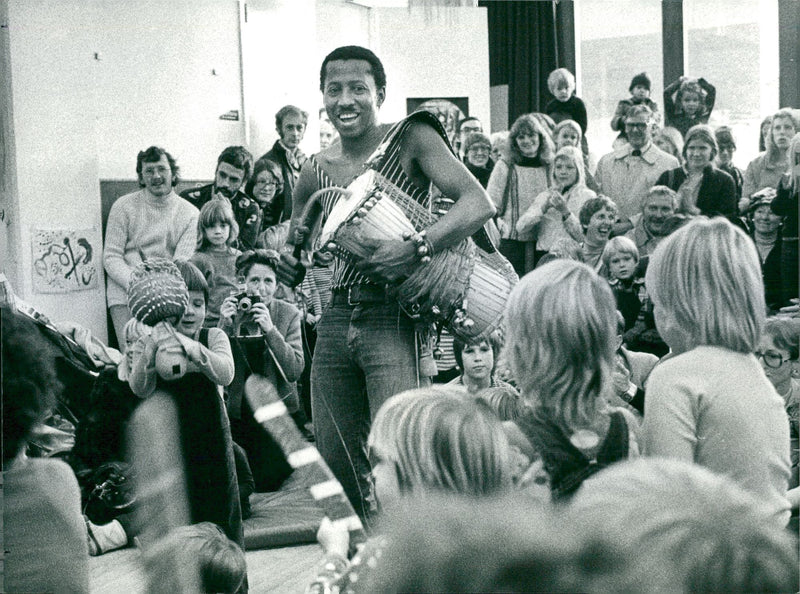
[234,292,262,313]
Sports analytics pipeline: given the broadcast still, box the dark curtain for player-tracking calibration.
[479,0,562,127]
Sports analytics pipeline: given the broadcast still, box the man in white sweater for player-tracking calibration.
[103,146,199,349]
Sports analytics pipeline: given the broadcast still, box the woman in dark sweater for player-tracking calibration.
[655,124,736,219]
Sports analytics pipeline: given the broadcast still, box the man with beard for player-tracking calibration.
[281,45,495,520]
[625,185,680,257]
[181,146,261,249]
[596,105,679,236]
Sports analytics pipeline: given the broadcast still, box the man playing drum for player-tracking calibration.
[283,45,495,520]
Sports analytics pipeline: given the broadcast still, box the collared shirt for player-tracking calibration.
[625,213,665,257]
[595,142,679,220]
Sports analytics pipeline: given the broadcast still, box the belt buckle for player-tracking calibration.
[347,285,359,306]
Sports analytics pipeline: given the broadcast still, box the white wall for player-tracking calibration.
[5,0,490,342]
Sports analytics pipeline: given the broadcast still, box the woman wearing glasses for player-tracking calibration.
[462,132,495,188]
[246,158,286,231]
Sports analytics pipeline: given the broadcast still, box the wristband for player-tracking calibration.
[403,230,434,264]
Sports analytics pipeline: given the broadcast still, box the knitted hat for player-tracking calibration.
[715,126,736,149]
[127,258,188,326]
[629,72,651,92]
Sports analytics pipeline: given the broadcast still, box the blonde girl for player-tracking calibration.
[505,259,640,500]
[642,217,791,525]
[191,200,241,328]
[516,146,596,259]
[487,113,554,275]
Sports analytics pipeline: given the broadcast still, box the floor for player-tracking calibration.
[89,543,322,593]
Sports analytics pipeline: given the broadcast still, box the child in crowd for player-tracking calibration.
[449,334,514,395]
[757,317,799,519]
[715,125,744,201]
[570,458,799,593]
[505,259,641,501]
[146,522,247,594]
[125,259,244,549]
[191,200,241,328]
[490,131,509,164]
[551,120,598,191]
[652,126,684,162]
[663,76,716,138]
[601,236,645,332]
[220,249,304,492]
[309,387,513,593]
[544,68,588,156]
[610,72,660,143]
[643,218,792,526]
[517,146,595,262]
[246,158,285,231]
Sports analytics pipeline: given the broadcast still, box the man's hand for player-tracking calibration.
[356,238,418,283]
[276,251,307,288]
[250,302,274,334]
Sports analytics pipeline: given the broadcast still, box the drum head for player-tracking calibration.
[318,169,378,248]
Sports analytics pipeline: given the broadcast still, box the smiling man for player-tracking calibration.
[181,146,260,250]
[103,146,199,348]
[595,104,679,235]
[258,105,309,222]
[283,45,495,519]
[625,185,680,257]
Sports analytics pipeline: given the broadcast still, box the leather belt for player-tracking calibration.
[330,284,393,306]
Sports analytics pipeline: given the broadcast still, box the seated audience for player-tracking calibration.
[505,259,641,501]
[126,259,244,547]
[742,108,799,207]
[577,195,617,274]
[2,306,90,594]
[220,249,303,492]
[516,146,595,262]
[570,458,799,593]
[655,124,737,219]
[625,185,680,257]
[663,75,716,138]
[308,387,513,593]
[448,334,515,394]
[602,236,645,332]
[642,217,792,525]
[103,146,198,348]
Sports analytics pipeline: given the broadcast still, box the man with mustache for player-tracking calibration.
[596,104,679,236]
[181,146,261,249]
[282,45,495,520]
[625,185,680,257]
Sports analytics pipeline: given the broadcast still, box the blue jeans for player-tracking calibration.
[311,300,429,520]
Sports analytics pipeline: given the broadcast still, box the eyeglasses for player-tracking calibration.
[754,350,788,369]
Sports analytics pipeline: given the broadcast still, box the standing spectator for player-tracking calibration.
[655,124,737,219]
[663,76,716,138]
[258,105,309,222]
[544,68,588,155]
[742,108,799,207]
[462,132,495,188]
[455,116,483,161]
[652,127,684,163]
[643,217,791,525]
[3,307,90,594]
[552,119,598,191]
[245,158,284,230]
[595,105,679,235]
[490,131,509,163]
[625,185,680,257]
[771,133,800,306]
[487,113,554,275]
[181,146,260,251]
[610,72,660,144]
[104,146,198,349]
[714,126,744,202]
